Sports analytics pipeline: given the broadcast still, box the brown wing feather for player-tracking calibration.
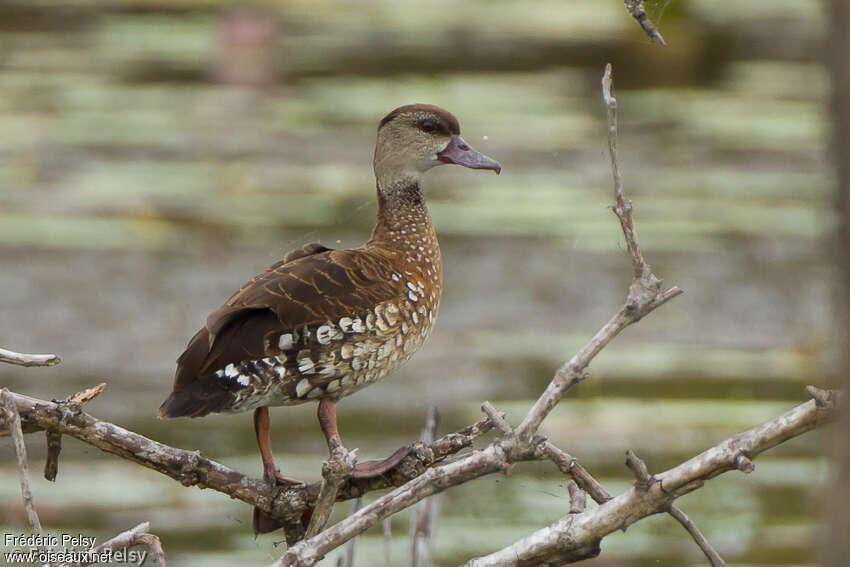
[166,244,401,397]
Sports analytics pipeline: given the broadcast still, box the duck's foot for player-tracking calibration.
[350,445,412,479]
[253,473,304,535]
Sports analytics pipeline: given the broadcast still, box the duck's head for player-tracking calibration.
[373,104,501,191]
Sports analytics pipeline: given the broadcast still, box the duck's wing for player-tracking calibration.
[159,243,403,417]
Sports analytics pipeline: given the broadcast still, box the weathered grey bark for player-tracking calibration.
[827,0,850,564]
[0,388,494,539]
[462,390,838,567]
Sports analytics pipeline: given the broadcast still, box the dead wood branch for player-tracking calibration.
[1,388,42,532]
[57,521,166,567]
[337,498,362,567]
[0,346,61,367]
[667,505,726,567]
[410,407,440,567]
[626,450,727,566]
[307,445,357,537]
[538,442,611,504]
[624,0,666,45]
[566,481,586,515]
[0,388,494,531]
[462,390,837,566]
[382,518,392,567]
[513,64,682,444]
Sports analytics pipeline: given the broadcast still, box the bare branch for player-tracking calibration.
[480,402,513,436]
[624,449,654,489]
[667,505,726,567]
[624,0,666,46]
[277,441,536,566]
[513,66,682,444]
[306,445,357,537]
[462,391,837,566]
[0,346,61,367]
[0,388,493,534]
[567,481,586,515]
[382,518,392,567]
[44,430,62,481]
[58,521,166,567]
[1,388,42,532]
[411,407,440,567]
[338,498,362,567]
[627,450,727,566]
[538,442,611,504]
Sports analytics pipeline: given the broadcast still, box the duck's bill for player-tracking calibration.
[437,135,501,174]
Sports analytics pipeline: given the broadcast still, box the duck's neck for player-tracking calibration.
[368,178,441,267]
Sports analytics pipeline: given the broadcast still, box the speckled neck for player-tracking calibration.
[370,180,430,244]
[368,179,442,289]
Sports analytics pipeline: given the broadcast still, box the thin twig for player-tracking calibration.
[383,518,392,567]
[512,68,682,442]
[44,430,63,481]
[567,481,586,515]
[1,388,42,532]
[624,0,667,45]
[602,62,645,279]
[667,505,726,567]
[410,407,440,567]
[539,442,611,504]
[624,449,654,489]
[339,498,362,567]
[58,521,166,567]
[627,450,726,566]
[0,346,61,367]
[41,384,107,482]
[480,402,513,436]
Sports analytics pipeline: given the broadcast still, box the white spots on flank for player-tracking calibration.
[224,364,238,377]
[411,311,419,325]
[237,375,250,387]
[316,325,332,344]
[408,290,418,302]
[278,333,294,350]
[298,357,315,375]
[296,379,312,398]
[317,324,344,344]
[391,273,401,282]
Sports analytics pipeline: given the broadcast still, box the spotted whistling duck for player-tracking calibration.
[158,104,501,533]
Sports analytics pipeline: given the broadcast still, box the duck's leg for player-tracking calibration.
[317,399,411,479]
[252,406,301,535]
[254,406,302,484]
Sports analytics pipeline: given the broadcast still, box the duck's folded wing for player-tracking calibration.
[159,245,402,417]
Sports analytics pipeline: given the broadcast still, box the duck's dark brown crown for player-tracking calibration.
[379,103,460,135]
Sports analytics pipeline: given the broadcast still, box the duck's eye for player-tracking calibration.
[418,119,437,133]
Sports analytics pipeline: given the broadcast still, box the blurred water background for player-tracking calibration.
[0,1,839,565]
